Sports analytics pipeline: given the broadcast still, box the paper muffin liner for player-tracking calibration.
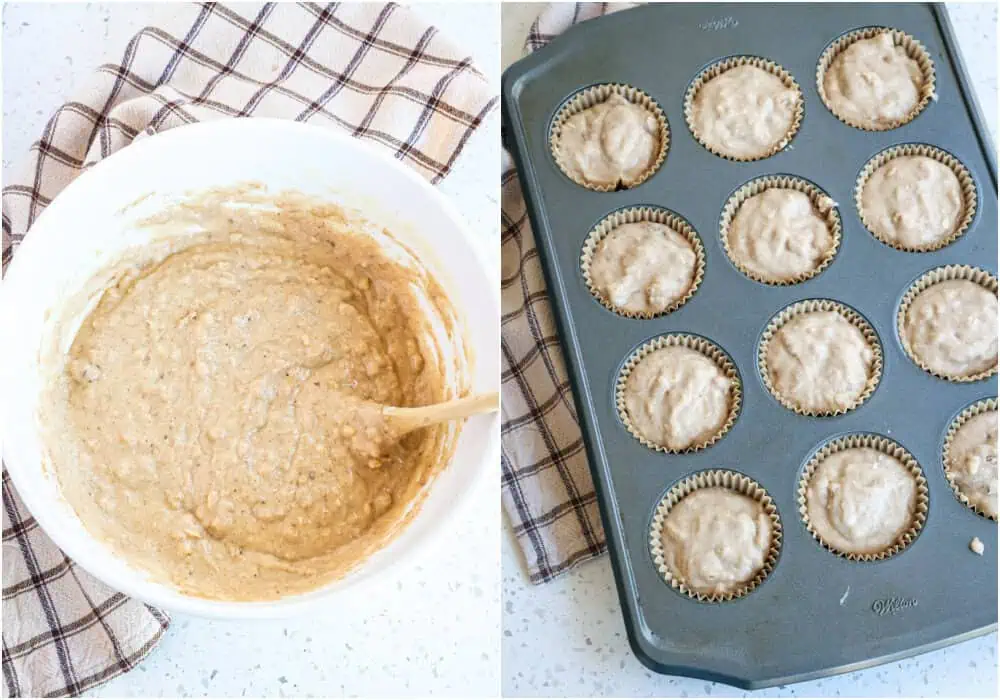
[580,207,706,318]
[817,27,936,131]
[616,334,741,453]
[798,434,929,561]
[759,299,883,416]
[683,56,803,162]
[942,397,998,521]
[720,175,842,286]
[897,265,999,382]
[649,469,782,602]
[855,144,977,252]
[549,84,669,192]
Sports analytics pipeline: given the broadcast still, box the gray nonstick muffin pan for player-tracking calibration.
[501,2,997,690]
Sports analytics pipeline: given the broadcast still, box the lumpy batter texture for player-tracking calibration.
[947,411,998,518]
[806,448,917,555]
[555,93,661,188]
[727,188,836,282]
[766,310,875,413]
[659,488,772,596]
[903,279,998,379]
[41,188,466,601]
[622,346,732,451]
[690,64,799,160]
[861,156,964,250]
[588,221,696,315]
[823,33,925,128]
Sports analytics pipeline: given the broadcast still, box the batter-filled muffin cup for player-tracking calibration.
[856,144,976,252]
[898,265,998,382]
[684,56,803,162]
[942,398,998,521]
[798,435,928,561]
[550,84,669,191]
[616,334,741,454]
[720,175,841,285]
[817,27,936,131]
[759,300,882,416]
[581,207,705,318]
[649,469,781,602]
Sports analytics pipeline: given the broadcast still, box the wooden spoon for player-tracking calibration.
[382,391,499,435]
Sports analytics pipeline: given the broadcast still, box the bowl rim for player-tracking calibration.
[1,118,499,618]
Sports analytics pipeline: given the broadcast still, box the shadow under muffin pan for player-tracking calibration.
[501,2,997,691]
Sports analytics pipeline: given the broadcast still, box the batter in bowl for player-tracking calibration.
[946,410,998,519]
[823,32,926,129]
[903,279,998,379]
[40,187,467,601]
[554,92,662,189]
[588,221,697,316]
[658,487,773,596]
[689,64,800,160]
[861,155,965,250]
[621,345,733,451]
[805,447,918,556]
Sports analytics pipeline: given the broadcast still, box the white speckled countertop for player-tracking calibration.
[501,2,998,697]
[2,2,499,697]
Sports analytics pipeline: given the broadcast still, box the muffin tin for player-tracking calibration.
[501,3,997,690]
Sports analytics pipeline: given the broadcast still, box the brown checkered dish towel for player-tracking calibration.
[2,3,494,697]
[501,2,638,584]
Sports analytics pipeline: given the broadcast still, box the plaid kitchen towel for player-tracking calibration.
[501,2,638,584]
[2,2,494,697]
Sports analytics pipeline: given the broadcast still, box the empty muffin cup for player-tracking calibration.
[650,469,782,602]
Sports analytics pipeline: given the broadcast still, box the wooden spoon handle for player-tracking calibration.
[383,392,499,433]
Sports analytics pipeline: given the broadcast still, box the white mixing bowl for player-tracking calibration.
[0,118,499,618]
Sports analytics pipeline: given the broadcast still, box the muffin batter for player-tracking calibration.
[903,279,998,379]
[823,32,925,128]
[689,64,799,159]
[588,221,697,315]
[727,188,836,282]
[556,92,661,188]
[40,188,466,601]
[659,488,772,596]
[861,155,964,250]
[766,310,875,413]
[806,447,918,556]
[947,410,998,518]
[622,346,732,451]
